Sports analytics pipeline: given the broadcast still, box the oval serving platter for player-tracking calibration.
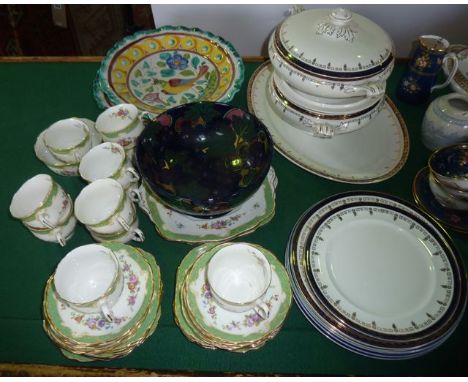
[247,62,409,184]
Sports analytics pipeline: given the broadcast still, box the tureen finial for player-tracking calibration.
[316,8,356,43]
[329,8,352,25]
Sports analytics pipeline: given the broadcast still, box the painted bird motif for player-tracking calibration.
[161,64,209,95]
[142,92,167,105]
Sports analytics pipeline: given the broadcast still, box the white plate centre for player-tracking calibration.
[325,219,436,318]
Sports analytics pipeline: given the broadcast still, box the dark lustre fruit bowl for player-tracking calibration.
[135,102,273,218]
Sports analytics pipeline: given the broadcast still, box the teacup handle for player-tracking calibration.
[117,217,131,232]
[132,228,145,242]
[129,187,142,203]
[56,231,66,247]
[125,167,140,183]
[100,302,114,322]
[129,187,151,215]
[253,301,270,320]
[38,213,56,230]
[434,52,459,92]
[344,82,385,98]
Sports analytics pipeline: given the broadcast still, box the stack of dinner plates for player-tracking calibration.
[285,191,467,359]
[42,242,162,361]
[174,243,292,352]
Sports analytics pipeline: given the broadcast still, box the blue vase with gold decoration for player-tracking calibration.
[397,35,458,104]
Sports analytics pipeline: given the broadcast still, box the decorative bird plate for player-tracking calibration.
[97,26,244,115]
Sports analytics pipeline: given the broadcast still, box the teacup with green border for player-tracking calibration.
[54,244,124,322]
[43,118,91,163]
[10,174,76,246]
[79,142,140,190]
[96,104,148,150]
[75,178,143,238]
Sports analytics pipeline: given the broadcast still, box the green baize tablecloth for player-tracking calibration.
[0,60,466,376]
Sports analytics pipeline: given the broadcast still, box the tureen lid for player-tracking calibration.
[275,8,394,79]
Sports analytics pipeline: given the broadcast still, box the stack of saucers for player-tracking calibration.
[34,118,102,176]
[285,191,467,360]
[43,242,162,361]
[267,8,394,138]
[174,242,292,352]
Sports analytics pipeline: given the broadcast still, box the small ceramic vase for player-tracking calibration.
[422,93,468,150]
[397,35,458,104]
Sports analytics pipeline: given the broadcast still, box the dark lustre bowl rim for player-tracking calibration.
[135,101,274,218]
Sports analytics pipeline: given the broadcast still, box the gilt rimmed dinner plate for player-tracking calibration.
[247,62,409,184]
[286,192,467,359]
[97,26,244,115]
[413,167,468,233]
[138,168,277,243]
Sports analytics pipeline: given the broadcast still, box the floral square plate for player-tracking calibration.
[136,167,277,243]
[97,26,244,115]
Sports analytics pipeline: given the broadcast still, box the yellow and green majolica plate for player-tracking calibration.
[97,26,244,114]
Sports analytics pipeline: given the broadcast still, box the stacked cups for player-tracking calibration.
[9,174,76,246]
[75,178,145,243]
[267,8,394,138]
[35,118,99,176]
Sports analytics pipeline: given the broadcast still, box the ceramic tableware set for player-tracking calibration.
[413,143,468,233]
[12,120,91,247]
[248,8,409,184]
[174,242,292,352]
[12,106,148,246]
[42,242,162,361]
[285,191,467,360]
[267,7,394,138]
[9,9,467,363]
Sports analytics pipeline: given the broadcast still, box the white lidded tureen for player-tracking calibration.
[268,72,386,137]
[269,8,395,99]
